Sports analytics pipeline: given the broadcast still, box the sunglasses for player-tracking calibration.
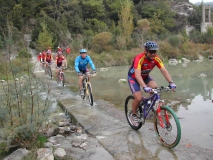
[149,50,157,54]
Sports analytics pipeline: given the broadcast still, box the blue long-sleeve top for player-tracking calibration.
[74,55,96,73]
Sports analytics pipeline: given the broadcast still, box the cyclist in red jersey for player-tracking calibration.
[46,50,53,63]
[65,46,71,57]
[37,52,42,62]
[37,52,43,70]
[57,46,63,52]
[127,41,176,126]
[55,51,66,78]
[38,51,46,70]
[41,51,46,62]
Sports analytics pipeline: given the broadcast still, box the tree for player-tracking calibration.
[36,22,55,51]
[81,0,105,20]
[135,19,150,48]
[141,0,175,34]
[118,0,134,50]
[86,18,108,34]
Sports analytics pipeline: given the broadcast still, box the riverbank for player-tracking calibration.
[31,71,213,159]
[3,47,213,160]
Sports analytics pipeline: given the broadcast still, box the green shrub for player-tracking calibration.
[159,41,181,59]
[92,32,113,53]
[167,35,183,48]
[181,41,199,60]
[18,48,32,58]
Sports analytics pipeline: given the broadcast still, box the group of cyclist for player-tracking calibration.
[37,46,96,95]
[37,46,68,78]
[37,41,176,127]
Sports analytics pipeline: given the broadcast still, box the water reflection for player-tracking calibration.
[67,60,213,150]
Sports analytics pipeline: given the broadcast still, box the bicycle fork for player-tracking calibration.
[156,101,169,129]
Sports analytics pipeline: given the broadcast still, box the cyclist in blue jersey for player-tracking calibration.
[75,49,96,95]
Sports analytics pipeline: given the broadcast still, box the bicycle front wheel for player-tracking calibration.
[125,95,142,130]
[47,66,52,78]
[86,83,93,106]
[61,73,65,87]
[154,106,181,148]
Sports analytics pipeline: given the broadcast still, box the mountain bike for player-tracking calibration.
[125,86,181,148]
[45,62,53,79]
[57,66,66,87]
[80,73,95,106]
[39,61,46,71]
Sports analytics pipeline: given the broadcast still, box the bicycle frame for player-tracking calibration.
[140,88,169,129]
[58,67,64,79]
[82,74,92,93]
[56,66,66,87]
[81,73,94,106]
[125,86,181,148]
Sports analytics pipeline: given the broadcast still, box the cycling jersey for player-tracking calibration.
[37,54,42,61]
[46,54,52,63]
[58,48,63,52]
[55,55,65,67]
[128,52,164,79]
[66,47,70,54]
[41,52,46,62]
[75,55,96,73]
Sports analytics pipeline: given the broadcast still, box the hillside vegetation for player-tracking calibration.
[0,0,212,65]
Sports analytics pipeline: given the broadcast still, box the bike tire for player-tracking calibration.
[154,105,181,148]
[124,95,142,130]
[81,82,86,99]
[86,83,93,106]
[61,73,65,87]
[57,72,60,84]
[47,66,52,78]
[49,66,52,78]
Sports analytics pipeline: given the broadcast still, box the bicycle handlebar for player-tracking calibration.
[152,86,173,94]
[57,66,67,70]
[80,72,97,76]
[40,61,54,64]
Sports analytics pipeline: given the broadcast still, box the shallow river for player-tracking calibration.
[66,59,213,150]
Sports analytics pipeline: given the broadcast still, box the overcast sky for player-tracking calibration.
[189,0,212,4]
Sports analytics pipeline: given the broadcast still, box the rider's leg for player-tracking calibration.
[128,76,142,115]
[132,91,143,114]
[146,77,158,98]
[78,75,83,90]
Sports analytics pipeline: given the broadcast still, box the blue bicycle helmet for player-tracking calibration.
[144,41,158,50]
[80,49,87,54]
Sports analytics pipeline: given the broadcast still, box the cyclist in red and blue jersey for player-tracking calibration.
[128,41,176,126]
[75,49,96,96]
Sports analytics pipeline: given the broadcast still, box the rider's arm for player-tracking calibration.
[159,67,173,83]
[135,69,146,88]
[63,57,67,66]
[51,54,54,61]
[87,56,96,71]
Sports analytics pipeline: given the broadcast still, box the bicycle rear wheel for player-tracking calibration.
[124,95,142,130]
[86,83,93,106]
[154,106,181,148]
